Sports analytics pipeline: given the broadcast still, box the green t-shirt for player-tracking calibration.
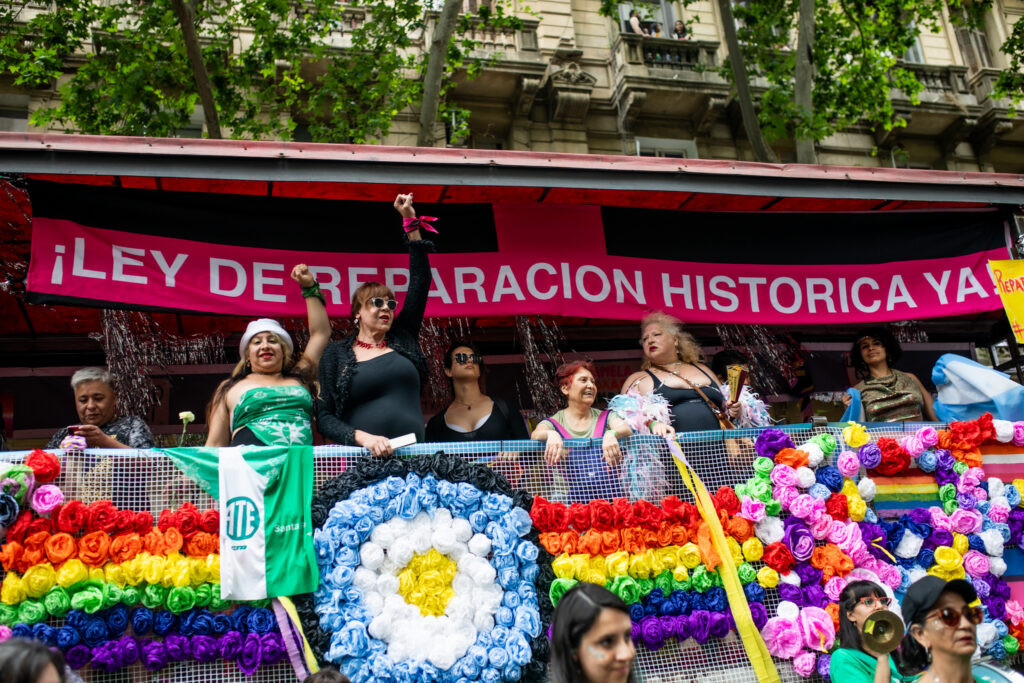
[829,648,917,683]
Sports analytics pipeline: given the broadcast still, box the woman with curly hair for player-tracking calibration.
[621,312,740,432]
[842,327,937,422]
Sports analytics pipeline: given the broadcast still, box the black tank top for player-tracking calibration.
[646,366,724,432]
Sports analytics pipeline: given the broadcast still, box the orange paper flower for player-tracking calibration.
[43,533,77,565]
[810,543,854,582]
[141,529,166,556]
[20,531,49,572]
[163,527,184,554]
[0,541,23,572]
[726,516,754,542]
[77,531,111,567]
[185,531,218,557]
[110,533,143,564]
[774,448,810,468]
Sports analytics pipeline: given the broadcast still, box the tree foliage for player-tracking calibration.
[0,0,521,143]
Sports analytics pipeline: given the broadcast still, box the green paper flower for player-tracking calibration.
[17,599,46,624]
[43,586,70,617]
[166,586,197,613]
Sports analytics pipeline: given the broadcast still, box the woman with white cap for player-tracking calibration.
[205,264,331,447]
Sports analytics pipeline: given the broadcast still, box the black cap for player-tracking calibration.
[901,576,978,625]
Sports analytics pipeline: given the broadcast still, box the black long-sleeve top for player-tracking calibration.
[316,238,434,445]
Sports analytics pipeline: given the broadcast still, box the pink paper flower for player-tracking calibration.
[962,550,991,578]
[793,651,817,677]
[950,509,983,535]
[917,426,939,448]
[827,520,850,546]
[789,494,816,519]
[1014,423,1024,447]
[762,617,804,659]
[1005,599,1024,626]
[800,607,835,652]
[877,564,902,590]
[901,435,924,457]
[961,467,985,488]
[836,451,860,477]
[824,576,848,602]
[988,504,1011,524]
[30,484,63,515]
[0,625,10,642]
[774,485,799,510]
[771,465,799,488]
[740,497,766,523]
[810,513,833,540]
[930,507,952,531]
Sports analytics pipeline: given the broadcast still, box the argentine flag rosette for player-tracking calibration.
[296,453,552,682]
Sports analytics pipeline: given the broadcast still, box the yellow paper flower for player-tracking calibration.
[56,559,88,589]
[847,495,867,522]
[121,555,146,586]
[951,533,969,556]
[933,546,964,572]
[672,565,690,583]
[1015,480,1024,506]
[679,543,702,570]
[397,549,457,617]
[552,554,576,580]
[605,551,628,578]
[841,478,860,498]
[1,573,24,605]
[628,551,653,579]
[742,537,764,562]
[22,564,56,599]
[570,554,589,579]
[725,537,743,565]
[757,566,779,588]
[655,547,679,572]
[205,554,220,582]
[104,563,126,587]
[88,567,104,582]
[843,423,870,448]
[584,571,607,585]
[142,554,167,585]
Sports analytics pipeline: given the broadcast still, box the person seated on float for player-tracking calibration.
[317,193,433,457]
[622,312,740,432]
[549,582,637,683]
[426,340,529,442]
[842,327,937,422]
[830,580,912,683]
[205,264,330,447]
[898,575,982,683]
[711,348,773,428]
[47,367,156,450]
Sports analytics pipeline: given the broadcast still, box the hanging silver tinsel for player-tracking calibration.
[515,315,565,418]
[889,320,929,344]
[418,317,471,411]
[90,310,225,419]
[715,323,799,395]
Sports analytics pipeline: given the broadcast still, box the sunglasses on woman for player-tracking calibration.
[454,353,482,364]
[855,596,892,609]
[928,605,984,628]
[369,297,398,311]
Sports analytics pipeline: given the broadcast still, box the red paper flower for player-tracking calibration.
[157,509,178,533]
[87,500,118,534]
[530,497,568,533]
[176,502,202,539]
[632,500,665,530]
[825,493,849,521]
[53,500,89,535]
[872,438,910,476]
[612,499,635,528]
[976,413,995,443]
[713,487,741,515]
[762,541,796,573]
[133,511,155,535]
[199,509,219,534]
[113,509,135,535]
[6,510,33,545]
[24,450,60,483]
[590,500,616,531]
[24,516,53,538]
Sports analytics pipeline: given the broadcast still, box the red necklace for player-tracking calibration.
[355,338,387,349]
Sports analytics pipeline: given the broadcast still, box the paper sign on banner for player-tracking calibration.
[989,260,1024,343]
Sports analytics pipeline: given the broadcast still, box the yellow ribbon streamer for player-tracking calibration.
[276,595,320,675]
[668,438,781,683]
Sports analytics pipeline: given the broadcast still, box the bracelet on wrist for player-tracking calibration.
[402,216,439,234]
[301,281,326,306]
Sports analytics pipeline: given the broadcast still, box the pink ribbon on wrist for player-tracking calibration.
[403,216,439,234]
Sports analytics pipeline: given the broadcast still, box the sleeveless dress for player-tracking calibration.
[646,366,724,432]
[232,385,314,446]
[542,408,624,503]
[856,369,925,422]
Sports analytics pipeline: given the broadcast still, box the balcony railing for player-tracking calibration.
[615,33,720,73]
[899,62,970,98]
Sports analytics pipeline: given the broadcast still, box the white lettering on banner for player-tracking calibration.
[957,267,990,302]
[924,270,951,305]
[661,273,693,309]
[614,270,645,305]
[51,244,66,285]
[348,267,378,301]
[493,266,526,302]
[527,263,558,300]
[454,267,487,303]
[738,277,766,312]
[769,277,802,314]
[385,268,410,294]
[152,251,187,288]
[576,265,611,302]
[308,266,342,305]
[838,278,849,313]
[428,267,453,304]
[887,275,917,311]
[73,238,105,279]
[560,263,572,298]
[210,258,246,297]
[112,245,148,285]
[851,277,881,313]
[709,276,739,313]
[253,262,286,303]
[695,275,706,310]
[806,278,835,314]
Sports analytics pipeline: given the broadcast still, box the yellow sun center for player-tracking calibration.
[397,548,457,617]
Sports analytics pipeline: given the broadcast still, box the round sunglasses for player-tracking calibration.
[927,605,983,628]
[368,297,398,311]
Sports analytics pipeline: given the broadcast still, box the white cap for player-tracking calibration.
[239,319,293,357]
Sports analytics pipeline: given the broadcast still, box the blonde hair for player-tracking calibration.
[639,311,703,368]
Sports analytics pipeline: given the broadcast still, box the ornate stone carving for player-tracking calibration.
[616,88,647,133]
[515,76,541,117]
[544,50,596,123]
[694,96,728,136]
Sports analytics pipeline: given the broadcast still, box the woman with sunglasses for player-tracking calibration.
[317,193,434,456]
[426,340,529,442]
[899,576,983,683]
[831,580,913,683]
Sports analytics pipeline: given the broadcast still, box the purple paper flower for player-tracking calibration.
[858,443,882,469]
[238,632,262,675]
[192,635,219,663]
[932,528,953,546]
[164,634,190,662]
[89,641,123,673]
[140,639,169,671]
[218,630,244,660]
[804,585,829,609]
[639,616,666,650]
[778,583,805,606]
[65,645,91,670]
[784,521,816,562]
[751,602,768,630]
[936,450,955,471]
[260,633,286,665]
[794,563,823,586]
[118,636,139,666]
[756,429,795,459]
[708,612,730,639]
[818,653,831,679]
[691,610,712,644]
[935,468,959,487]
[987,597,1007,621]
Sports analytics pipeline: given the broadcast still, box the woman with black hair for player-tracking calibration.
[830,580,913,683]
[842,327,937,422]
[425,340,529,442]
[898,576,982,683]
[550,582,636,683]
[0,638,65,683]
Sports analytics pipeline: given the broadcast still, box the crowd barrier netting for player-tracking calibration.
[1,419,1021,683]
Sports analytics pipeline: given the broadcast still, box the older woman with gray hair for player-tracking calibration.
[46,367,156,450]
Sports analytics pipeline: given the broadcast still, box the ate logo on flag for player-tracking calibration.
[226,496,260,544]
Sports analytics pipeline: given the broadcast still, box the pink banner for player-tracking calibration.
[27,205,1006,323]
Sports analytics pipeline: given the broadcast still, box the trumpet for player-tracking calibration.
[862,610,905,654]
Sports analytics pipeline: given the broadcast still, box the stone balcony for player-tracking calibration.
[613,34,721,75]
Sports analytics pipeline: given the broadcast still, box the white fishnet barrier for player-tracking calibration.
[1,423,953,682]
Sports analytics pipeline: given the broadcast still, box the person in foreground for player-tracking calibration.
[205,264,330,447]
[549,582,636,683]
[46,367,156,449]
[0,638,66,683]
[899,575,982,683]
[829,580,911,683]
[318,193,433,456]
[843,327,938,422]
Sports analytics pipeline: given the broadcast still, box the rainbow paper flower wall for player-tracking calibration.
[0,450,285,674]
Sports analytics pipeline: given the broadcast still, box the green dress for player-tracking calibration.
[232,385,313,446]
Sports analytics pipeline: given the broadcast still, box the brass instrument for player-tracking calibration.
[862,610,905,654]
